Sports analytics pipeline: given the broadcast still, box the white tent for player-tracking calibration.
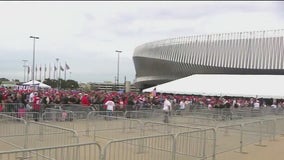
[23,80,51,89]
[143,74,284,99]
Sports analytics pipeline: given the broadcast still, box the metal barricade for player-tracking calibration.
[124,110,163,120]
[0,142,101,160]
[215,124,244,154]
[0,113,79,151]
[86,112,143,141]
[143,121,201,136]
[1,103,26,112]
[242,119,275,147]
[42,108,74,121]
[101,134,175,160]
[175,128,216,160]
[26,121,79,149]
[87,111,125,117]
[274,117,284,135]
[0,114,28,151]
[1,112,40,121]
[170,115,218,127]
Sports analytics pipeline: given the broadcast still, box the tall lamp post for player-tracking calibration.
[30,36,39,87]
[22,60,28,82]
[115,50,122,91]
[56,58,59,89]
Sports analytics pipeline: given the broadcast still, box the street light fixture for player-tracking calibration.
[30,36,39,87]
[115,50,122,91]
[22,60,28,82]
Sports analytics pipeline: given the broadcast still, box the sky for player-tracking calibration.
[0,1,284,84]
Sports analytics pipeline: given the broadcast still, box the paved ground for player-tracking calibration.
[216,135,284,160]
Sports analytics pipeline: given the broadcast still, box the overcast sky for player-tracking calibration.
[0,1,284,84]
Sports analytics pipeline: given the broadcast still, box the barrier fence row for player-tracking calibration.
[0,128,216,160]
[2,109,284,159]
[0,113,79,151]
[2,102,284,117]
[0,142,101,160]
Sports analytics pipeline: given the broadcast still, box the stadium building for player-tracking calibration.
[133,29,284,89]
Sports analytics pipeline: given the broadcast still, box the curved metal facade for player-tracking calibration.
[133,29,284,89]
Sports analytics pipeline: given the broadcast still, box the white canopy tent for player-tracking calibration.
[143,74,284,99]
[23,80,51,89]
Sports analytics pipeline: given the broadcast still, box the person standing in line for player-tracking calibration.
[178,99,186,115]
[163,96,171,123]
[32,92,41,121]
[104,98,115,120]
[28,91,35,107]
[81,93,91,107]
[253,100,260,110]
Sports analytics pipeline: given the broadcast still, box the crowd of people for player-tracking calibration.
[1,86,284,116]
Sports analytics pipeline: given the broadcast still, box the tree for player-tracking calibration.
[43,78,58,88]
[64,79,79,89]
[0,78,9,84]
[43,78,79,89]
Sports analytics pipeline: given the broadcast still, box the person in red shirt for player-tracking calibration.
[81,94,90,107]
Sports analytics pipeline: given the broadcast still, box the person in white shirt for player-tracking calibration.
[105,99,115,120]
[253,100,260,110]
[163,97,171,123]
[29,91,35,104]
[271,103,277,114]
[176,99,185,116]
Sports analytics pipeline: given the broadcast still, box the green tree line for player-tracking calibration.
[43,78,79,89]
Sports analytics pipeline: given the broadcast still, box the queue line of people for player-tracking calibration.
[1,86,284,116]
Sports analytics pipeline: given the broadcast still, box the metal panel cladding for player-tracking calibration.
[133,29,284,89]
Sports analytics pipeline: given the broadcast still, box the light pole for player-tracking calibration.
[115,50,122,91]
[30,36,39,87]
[56,58,59,89]
[22,60,28,82]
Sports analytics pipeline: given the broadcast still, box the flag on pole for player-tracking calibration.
[54,64,57,80]
[44,64,47,80]
[48,63,51,79]
[65,63,70,70]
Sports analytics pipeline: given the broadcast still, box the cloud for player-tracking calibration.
[0,1,283,83]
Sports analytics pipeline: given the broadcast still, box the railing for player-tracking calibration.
[0,113,28,151]
[0,113,79,150]
[101,134,176,160]
[3,105,284,160]
[0,142,101,160]
[26,121,79,148]
[86,113,143,141]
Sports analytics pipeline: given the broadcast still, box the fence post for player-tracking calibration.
[239,123,249,154]
[123,119,126,133]
[22,121,29,159]
[202,130,207,160]
[172,134,176,160]
[255,121,266,147]
[212,128,216,160]
[86,112,91,136]
[272,119,276,141]
[137,137,145,154]
[39,124,44,141]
